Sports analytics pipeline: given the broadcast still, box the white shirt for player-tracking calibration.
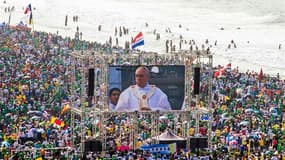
[115,84,171,112]
[109,101,117,111]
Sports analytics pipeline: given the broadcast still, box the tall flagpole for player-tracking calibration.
[32,13,35,31]
[28,4,34,31]
[31,7,34,31]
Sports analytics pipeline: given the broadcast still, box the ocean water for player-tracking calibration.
[1,0,285,77]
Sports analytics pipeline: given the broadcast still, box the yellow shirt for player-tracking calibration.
[188,128,194,136]
[259,139,264,146]
[215,129,221,137]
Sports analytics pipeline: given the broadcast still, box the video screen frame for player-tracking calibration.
[109,65,185,110]
[104,53,194,112]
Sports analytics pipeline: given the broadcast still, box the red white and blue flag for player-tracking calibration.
[24,4,32,14]
[131,32,144,49]
[23,4,33,25]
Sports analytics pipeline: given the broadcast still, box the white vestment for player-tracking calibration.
[115,84,171,112]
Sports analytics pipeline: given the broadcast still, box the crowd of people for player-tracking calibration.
[0,23,285,159]
[202,66,285,159]
[0,25,128,159]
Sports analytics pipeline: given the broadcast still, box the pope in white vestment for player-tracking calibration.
[115,66,171,112]
[115,83,171,112]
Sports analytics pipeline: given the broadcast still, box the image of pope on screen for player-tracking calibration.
[115,66,171,112]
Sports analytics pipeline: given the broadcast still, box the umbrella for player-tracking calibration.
[31,116,40,120]
[5,113,12,117]
[159,115,168,121]
[24,141,34,145]
[28,128,36,136]
[253,110,260,114]
[34,143,41,148]
[74,119,80,124]
[221,113,231,120]
[39,121,46,126]
[92,119,99,125]
[239,121,249,126]
[36,128,45,133]
[23,75,30,79]
[236,88,243,94]
[27,111,43,116]
[270,107,278,117]
[20,126,26,130]
[229,139,238,146]
[1,141,10,147]
[245,108,253,114]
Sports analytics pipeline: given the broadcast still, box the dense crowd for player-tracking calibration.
[208,66,285,159]
[0,25,285,160]
[0,25,121,159]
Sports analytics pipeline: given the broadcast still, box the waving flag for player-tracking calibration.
[131,32,144,49]
[214,67,225,78]
[61,103,70,115]
[24,4,33,25]
[24,4,32,14]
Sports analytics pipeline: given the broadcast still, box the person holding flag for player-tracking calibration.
[131,32,144,49]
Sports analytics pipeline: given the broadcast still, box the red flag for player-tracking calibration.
[214,70,220,78]
[55,119,61,126]
[214,67,225,78]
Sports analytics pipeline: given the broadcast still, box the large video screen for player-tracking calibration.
[108,65,185,111]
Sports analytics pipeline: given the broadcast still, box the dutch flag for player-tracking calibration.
[131,32,144,49]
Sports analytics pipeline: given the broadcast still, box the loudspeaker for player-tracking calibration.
[88,68,95,97]
[193,67,200,95]
[85,141,92,152]
[189,137,197,150]
[198,137,208,148]
[189,137,208,150]
[85,140,102,152]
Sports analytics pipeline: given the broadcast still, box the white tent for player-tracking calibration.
[152,129,185,141]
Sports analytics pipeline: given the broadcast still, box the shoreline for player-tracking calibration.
[1,23,285,79]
